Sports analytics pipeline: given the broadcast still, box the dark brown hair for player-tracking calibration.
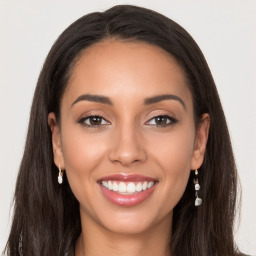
[4,5,241,256]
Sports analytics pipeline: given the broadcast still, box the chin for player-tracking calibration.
[102,212,156,235]
[92,202,171,236]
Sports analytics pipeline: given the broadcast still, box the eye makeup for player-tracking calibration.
[77,114,178,129]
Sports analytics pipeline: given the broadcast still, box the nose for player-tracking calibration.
[108,123,147,167]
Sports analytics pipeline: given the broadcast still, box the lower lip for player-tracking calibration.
[99,183,157,207]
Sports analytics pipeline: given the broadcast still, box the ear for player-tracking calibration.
[190,113,210,170]
[48,112,65,169]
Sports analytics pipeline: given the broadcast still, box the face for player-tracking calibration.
[48,40,209,235]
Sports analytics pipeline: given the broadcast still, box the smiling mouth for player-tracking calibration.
[98,174,158,207]
[100,180,156,195]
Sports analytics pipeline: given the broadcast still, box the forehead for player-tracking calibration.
[63,40,192,109]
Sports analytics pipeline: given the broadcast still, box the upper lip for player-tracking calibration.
[98,173,157,182]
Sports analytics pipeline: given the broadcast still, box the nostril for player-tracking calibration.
[109,148,147,166]
[108,129,148,165]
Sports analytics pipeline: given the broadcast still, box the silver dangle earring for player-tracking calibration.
[58,164,63,184]
[194,169,202,206]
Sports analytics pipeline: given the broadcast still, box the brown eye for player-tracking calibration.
[146,115,177,127]
[78,115,109,128]
[89,116,102,125]
[155,116,169,125]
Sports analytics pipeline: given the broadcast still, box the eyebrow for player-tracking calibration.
[144,94,186,109]
[71,93,186,109]
[71,94,113,106]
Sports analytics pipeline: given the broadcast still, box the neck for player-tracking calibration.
[75,211,173,256]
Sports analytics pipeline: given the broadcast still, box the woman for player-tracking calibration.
[3,5,245,256]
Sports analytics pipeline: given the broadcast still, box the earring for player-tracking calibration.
[58,164,63,184]
[194,169,202,206]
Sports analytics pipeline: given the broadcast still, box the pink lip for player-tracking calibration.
[99,173,156,182]
[98,174,158,207]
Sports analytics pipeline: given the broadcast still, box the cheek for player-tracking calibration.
[150,124,195,171]
[62,133,103,171]
[148,125,195,205]
[60,126,108,199]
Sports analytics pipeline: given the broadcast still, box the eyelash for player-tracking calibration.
[77,114,178,129]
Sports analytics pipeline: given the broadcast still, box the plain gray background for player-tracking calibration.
[0,0,255,254]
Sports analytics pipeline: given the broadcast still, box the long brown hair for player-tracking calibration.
[4,5,241,256]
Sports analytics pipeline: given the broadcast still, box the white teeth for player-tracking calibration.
[127,182,136,193]
[107,181,113,190]
[102,181,108,188]
[148,181,154,188]
[142,181,148,190]
[118,182,127,193]
[101,180,155,194]
[136,183,143,192]
[112,182,118,191]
